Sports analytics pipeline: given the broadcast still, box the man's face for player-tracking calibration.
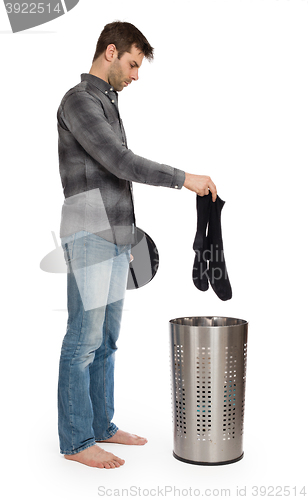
[108,44,144,92]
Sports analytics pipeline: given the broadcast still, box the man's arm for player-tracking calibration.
[59,90,184,189]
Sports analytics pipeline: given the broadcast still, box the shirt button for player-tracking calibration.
[174,185,179,189]
[110,87,113,91]
[105,90,108,94]
[111,100,115,103]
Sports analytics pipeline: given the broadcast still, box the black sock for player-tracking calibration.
[192,195,211,291]
[207,196,232,301]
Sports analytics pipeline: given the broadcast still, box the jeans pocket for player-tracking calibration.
[62,235,76,264]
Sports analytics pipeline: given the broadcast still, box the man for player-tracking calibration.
[57,21,217,469]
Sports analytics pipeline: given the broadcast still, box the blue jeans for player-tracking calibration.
[58,230,131,455]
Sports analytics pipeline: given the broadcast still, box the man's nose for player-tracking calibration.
[130,68,139,81]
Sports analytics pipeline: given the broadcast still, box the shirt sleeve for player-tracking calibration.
[59,90,185,189]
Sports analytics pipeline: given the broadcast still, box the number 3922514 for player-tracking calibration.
[5,3,62,14]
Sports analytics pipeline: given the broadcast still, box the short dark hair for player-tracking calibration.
[93,21,154,62]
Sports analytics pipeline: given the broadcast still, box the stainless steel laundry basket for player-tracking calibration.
[169,316,248,465]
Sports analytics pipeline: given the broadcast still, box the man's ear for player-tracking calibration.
[105,44,118,62]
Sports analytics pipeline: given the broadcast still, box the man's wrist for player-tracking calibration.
[172,168,186,189]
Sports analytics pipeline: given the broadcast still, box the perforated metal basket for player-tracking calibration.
[169,316,248,465]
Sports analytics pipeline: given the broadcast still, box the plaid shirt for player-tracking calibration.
[57,73,185,244]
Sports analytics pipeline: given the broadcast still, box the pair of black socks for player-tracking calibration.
[192,194,232,301]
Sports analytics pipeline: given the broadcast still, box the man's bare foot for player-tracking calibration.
[64,444,125,469]
[97,429,148,446]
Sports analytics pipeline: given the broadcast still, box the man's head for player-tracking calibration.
[90,21,154,92]
[93,21,154,63]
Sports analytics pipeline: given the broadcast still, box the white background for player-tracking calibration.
[1,0,307,498]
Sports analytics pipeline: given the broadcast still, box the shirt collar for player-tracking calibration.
[81,73,117,97]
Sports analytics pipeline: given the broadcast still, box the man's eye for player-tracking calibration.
[130,64,135,68]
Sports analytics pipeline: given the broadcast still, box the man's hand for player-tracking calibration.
[184,173,217,201]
